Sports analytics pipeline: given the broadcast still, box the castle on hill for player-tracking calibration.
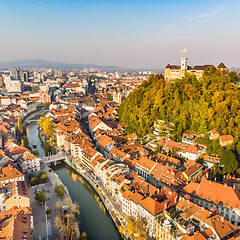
[165,57,227,80]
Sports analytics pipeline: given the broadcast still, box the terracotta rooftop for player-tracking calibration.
[136,156,156,171]
[183,179,240,208]
[0,166,24,183]
[205,214,238,239]
[19,151,38,162]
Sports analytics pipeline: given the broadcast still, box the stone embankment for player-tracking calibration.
[64,157,130,240]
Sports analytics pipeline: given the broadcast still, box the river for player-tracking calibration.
[26,120,122,240]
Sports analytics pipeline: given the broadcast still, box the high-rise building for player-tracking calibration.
[23,71,29,82]
[10,67,20,80]
[4,67,23,92]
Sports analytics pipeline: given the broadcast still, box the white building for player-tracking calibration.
[18,151,41,174]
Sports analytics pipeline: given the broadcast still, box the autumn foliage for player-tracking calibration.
[119,67,240,141]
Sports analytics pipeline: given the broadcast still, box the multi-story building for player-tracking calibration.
[18,151,41,174]
[135,156,185,191]
[160,136,204,161]
[5,181,30,211]
[4,68,24,93]
[0,207,33,239]
[182,179,240,226]
[0,166,25,186]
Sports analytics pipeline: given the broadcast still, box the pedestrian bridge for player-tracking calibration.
[26,119,39,124]
[42,151,68,164]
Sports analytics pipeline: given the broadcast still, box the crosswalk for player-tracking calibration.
[46,219,52,236]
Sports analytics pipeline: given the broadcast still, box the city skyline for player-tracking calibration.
[1,0,239,69]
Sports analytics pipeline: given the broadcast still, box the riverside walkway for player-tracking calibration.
[64,157,131,240]
[29,161,79,240]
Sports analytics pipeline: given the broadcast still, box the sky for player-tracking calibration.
[0,0,239,69]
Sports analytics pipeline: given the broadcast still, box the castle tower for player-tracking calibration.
[181,57,188,77]
[181,57,188,70]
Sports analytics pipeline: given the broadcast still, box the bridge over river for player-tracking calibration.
[42,151,69,164]
[26,119,39,124]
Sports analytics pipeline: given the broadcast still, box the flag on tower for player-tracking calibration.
[181,48,186,53]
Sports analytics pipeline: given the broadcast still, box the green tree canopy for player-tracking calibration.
[35,191,47,204]
[39,171,48,183]
[33,149,40,157]
[55,184,65,198]
[220,150,239,175]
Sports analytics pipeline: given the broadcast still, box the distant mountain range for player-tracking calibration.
[0,59,163,72]
[0,59,123,71]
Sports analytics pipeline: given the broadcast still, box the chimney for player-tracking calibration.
[233,184,236,190]
[174,196,178,203]
[224,183,227,187]
[220,215,224,223]
[209,180,211,184]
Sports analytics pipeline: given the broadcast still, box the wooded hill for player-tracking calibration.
[118,67,240,142]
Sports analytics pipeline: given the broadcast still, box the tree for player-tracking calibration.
[18,115,23,135]
[21,135,30,149]
[46,209,52,216]
[33,149,40,157]
[35,191,47,205]
[38,117,55,139]
[39,171,48,183]
[54,199,80,240]
[80,232,87,240]
[125,216,148,240]
[55,184,65,198]
[220,150,239,174]
[119,225,125,238]
[29,176,38,186]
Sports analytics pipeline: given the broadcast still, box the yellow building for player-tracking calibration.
[154,218,177,240]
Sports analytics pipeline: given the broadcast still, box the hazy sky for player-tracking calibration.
[0,0,239,69]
